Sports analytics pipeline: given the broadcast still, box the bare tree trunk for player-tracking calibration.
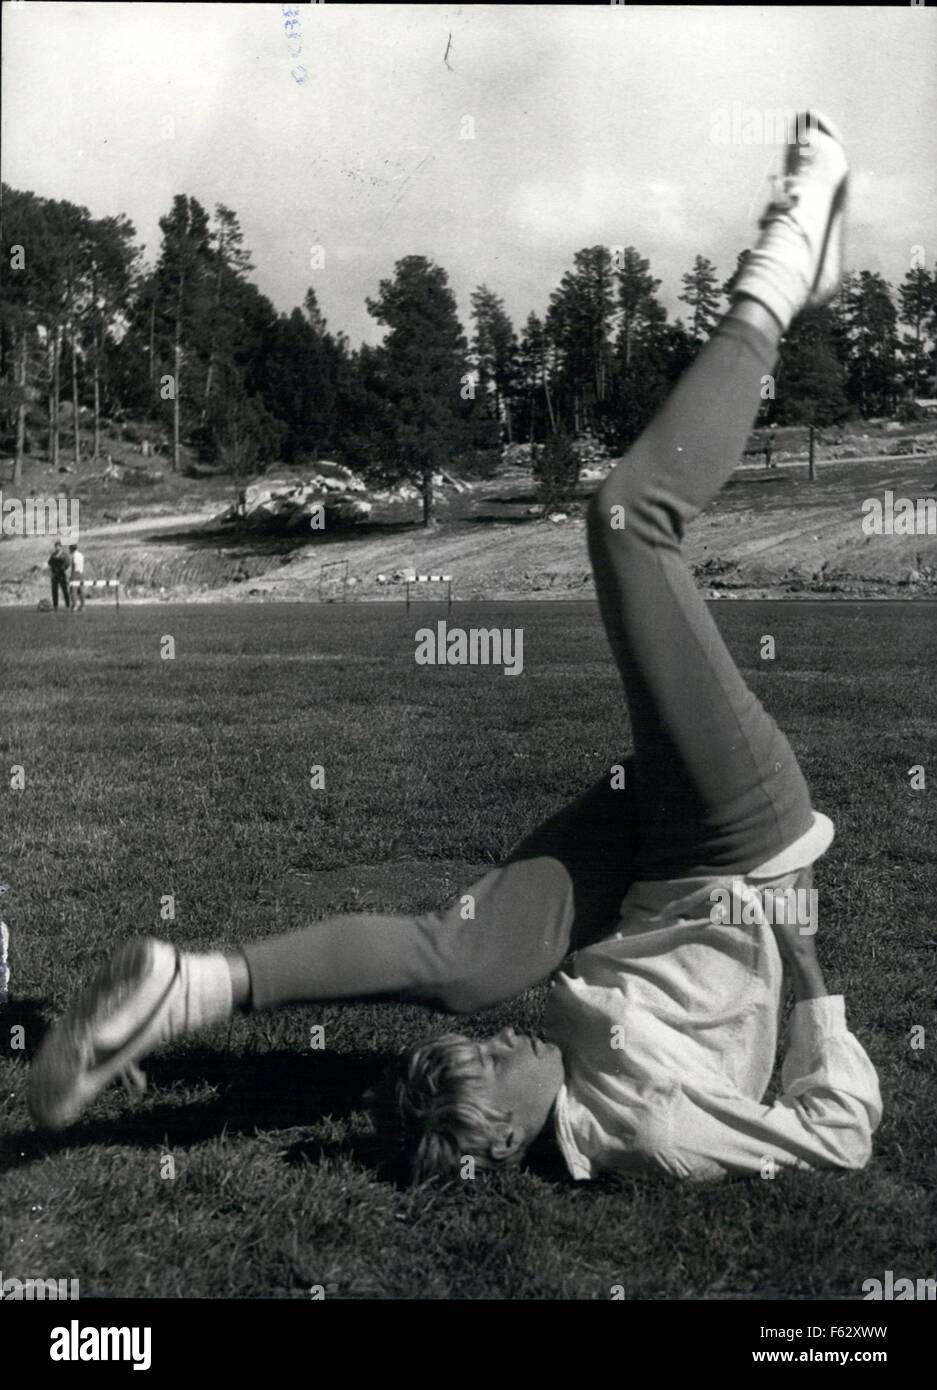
[202,260,225,424]
[47,338,54,464]
[92,329,101,460]
[13,330,27,485]
[172,338,181,473]
[171,264,186,474]
[542,370,556,434]
[71,324,81,468]
[51,326,61,469]
[148,296,156,385]
[421,468,436,527]
[202,359,215,424]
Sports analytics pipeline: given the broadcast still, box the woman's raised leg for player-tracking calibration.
[586,114,848,878]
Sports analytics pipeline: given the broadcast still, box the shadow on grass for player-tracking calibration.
[483,490,594,507]
[724,473,797,488]
[0,997,47,1050]
[480,491,541,506]
[0,1047,395,1174]
[468,513,544,527]
[3,1031,583,1190]
[145,527,302,553]
[148,515,431,552]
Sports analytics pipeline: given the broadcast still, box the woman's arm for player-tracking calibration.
[771,914,829,1001]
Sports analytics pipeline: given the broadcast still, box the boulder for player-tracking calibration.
[306,461,367,494]
[242,478,304,509]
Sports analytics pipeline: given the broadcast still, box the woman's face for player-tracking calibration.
[475,1027,565,1152]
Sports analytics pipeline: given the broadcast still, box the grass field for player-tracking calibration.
[1,601,935,1300]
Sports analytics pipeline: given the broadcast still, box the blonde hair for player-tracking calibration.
[367,1032,512,1185]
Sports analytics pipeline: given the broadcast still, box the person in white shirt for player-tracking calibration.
[383,110,879,1183]
[68,544,85,613]
[28,112,882,1188]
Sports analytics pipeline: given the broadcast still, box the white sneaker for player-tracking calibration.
[29,938,230,1130]
[733,110,849,328]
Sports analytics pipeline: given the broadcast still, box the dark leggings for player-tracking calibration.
[50,573,70,609]
[243,317,813,1015]
[244,767,641,1014]
[586,317,812,877]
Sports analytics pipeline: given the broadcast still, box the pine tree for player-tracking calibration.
[547,246,616,433]
[616,246,665,371]
[897,266,934,402]
[201,204,254,420]
[0,187,52,482]
[516,312,555,442]
[209,363,284,505]
[844,271,899,416]
[254,288,342,463]
[35,198,94,471]
[361,256,478,526]
[679,255,722,341]
[154,195,213,471]
[470,285,518,443]
[85,213,138,459]
[773,306,849,426]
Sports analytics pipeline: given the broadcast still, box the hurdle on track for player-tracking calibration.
[69,578,120,608]
[405,573,452,612]
[318,559,349,602]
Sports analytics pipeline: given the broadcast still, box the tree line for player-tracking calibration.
[2,182,935,525]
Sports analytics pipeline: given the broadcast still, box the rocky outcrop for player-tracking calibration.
[212,461,372,533]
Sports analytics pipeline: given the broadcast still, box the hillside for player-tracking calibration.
[2,419,937,604]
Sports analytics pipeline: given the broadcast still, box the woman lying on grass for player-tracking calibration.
[30,110,881,1185]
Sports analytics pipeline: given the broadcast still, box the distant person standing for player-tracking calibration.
[765,429,776,469]
[48,541,71,611]
[69,543,86,613]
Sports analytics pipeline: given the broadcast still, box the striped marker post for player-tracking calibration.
[0,919,9,1004]
[405,573,452,612]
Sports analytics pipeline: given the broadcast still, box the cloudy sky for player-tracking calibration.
[3,3,936,347]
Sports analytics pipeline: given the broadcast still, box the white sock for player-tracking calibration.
[172,951,234,1034]
[93,944,234,1054]
[731,225,812,335]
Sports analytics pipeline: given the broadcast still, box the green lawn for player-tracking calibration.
[0,601,934,1299]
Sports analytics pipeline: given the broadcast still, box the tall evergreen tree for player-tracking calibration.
[359,255,480,526]
[616,246,665,370]
[470,285,518,442]
[201,204,254,420]
[679,255,722,340]
[516,311,555,442]
[547,245,616,433]
[253,287,342,462]
[0,187,52,482]
[84,213,138,459]
[35,198,94,469]
[154,195,213,470]
[897,266,934,401]
[209,362,284,503]
[773,305,849,426]
[843,271,899,416]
